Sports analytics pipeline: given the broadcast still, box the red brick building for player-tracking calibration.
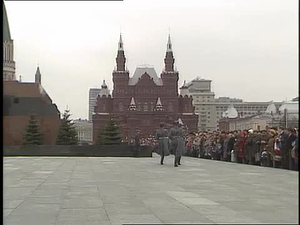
[93,34,198,141]
[3,2,60,146]
[3,80,61,146]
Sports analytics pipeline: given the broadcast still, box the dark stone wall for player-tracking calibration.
[3,145,152,157]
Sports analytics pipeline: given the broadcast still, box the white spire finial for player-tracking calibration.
[101,79,107,89]
[129,97,137,111]
[130,97,136,105]
[118,33,123,50]
[155,97,163,111]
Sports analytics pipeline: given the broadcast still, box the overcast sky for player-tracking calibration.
[6,0,298,119]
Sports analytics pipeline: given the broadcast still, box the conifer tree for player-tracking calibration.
[23,116,43,145]
[96,119,121,145]
[56,109,78,145]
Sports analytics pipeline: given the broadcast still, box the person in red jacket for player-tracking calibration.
[235,130,248,163]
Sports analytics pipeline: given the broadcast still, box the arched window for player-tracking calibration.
[137,102,142,111]
[144,102,148,111]
[168,102,173,112]
[150,102,154,111]
[102,104,106,111]
[119,102,124,111]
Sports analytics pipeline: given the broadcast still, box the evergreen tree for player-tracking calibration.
[23,116,43,145]
[96,119,122,145]
[96,129,105,145]
[56,109,78,145]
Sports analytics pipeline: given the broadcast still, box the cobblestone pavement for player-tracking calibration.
[3,154,299,224]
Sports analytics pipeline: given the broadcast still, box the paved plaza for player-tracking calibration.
[3,154,299,225]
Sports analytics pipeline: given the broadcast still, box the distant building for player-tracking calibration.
[3,3,60,146]
[93,34,198,140]
[88,88,101,121]
[219,114,274,132]
[180,77,282,131]
[219,100,299,132]
[73,119,93,145]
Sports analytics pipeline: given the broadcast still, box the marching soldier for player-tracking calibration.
[156,123,170,165]
[169,121,178,156]
[134,129,140,157]
[174,122,186,167]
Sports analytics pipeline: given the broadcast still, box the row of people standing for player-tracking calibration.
[156,121,186,167]
[185,127,298,170]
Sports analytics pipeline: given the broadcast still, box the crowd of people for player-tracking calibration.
[183,127,298,171]
[142,124,298,171]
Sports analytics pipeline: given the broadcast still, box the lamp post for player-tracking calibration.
[284,108,288,128]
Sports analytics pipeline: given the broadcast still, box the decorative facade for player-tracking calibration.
[93,34,198,141]
[3,2,16,81]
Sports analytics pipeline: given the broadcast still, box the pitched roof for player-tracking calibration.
[128,66,163,86]
[279,101,299,113]
[3,96,60,116]
[265,102,277,114]
[3,81,53,105]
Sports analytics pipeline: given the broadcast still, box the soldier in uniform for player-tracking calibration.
[169,121,178,156]
[174,122,186,167]
[156,122,170,165]
[134,129,141,157]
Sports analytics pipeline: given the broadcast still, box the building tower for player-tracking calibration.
[99,80,110,97]
[3,1,16,81]
[161,34,179,95]
[164,34,175,72]
[180,80,189,96]
[116,34,125,71]
[112,33,129,97]
[35,66,41,84]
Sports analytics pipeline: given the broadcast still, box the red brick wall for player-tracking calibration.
[3,115,61,146]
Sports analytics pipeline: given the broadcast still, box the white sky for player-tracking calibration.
[6,0,298,119]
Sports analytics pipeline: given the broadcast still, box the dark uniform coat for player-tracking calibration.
[169,127,178,155]
[245,134,255,160]
[175,128,185,157]
[156,128,170,156]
